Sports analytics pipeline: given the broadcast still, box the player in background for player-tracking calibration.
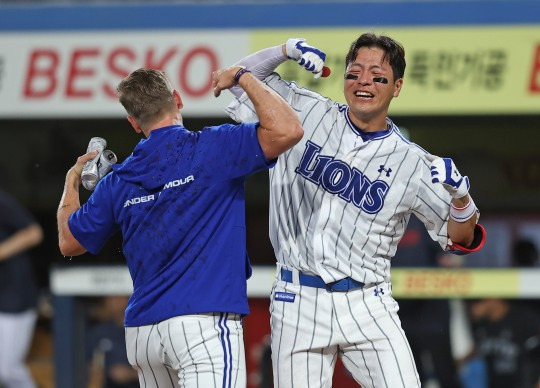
[56,66,303,388]
[0,190,43,388]
[226,33,486,388]
[86,295,139,388]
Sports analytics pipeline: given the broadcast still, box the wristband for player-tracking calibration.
[234,67,251,84]
[450,197,477,223]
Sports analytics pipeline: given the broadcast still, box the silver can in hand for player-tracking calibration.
[82,137,107,191]
[97,149,117,179]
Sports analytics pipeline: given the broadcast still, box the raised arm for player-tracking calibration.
[57,151,98,257]
[213,65,303,160]
[229,38,327,97]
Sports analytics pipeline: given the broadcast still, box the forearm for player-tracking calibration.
[0,224,43,261]
[447,195,477,247]
[237,71,303,159]
[230,45,287,97]
[57,169,86,256]
[426,155,482,250]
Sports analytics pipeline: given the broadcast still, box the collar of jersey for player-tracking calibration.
[345,107,394,141]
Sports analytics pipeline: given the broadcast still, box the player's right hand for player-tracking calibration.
[67,150,99,183]
[285,38,326,78]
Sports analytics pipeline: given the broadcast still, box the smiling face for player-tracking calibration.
[344,47,403,132]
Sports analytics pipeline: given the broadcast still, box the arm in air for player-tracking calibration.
[229,38,328,98]
[213,66,304,160]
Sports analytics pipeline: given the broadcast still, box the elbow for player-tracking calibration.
[294,123,304,142]
[448,224,486,255]
[58,229,86,257]
[58,239,73,257]
[59,241,85,257]
[456,234,474,248]
[58,244,71,257]
[258,120,304,160]
[59,247,78,257]
[286,122,304,147]
[449,227,475,248]
[275,123,303,155]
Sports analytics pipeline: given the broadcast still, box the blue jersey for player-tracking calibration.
[69,124,273,326]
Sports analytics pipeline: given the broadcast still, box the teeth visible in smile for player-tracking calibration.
[355,91,373,98]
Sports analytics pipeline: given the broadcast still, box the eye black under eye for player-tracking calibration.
[345,74,389,84]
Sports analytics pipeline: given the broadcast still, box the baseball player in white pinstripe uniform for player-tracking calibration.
[227,33,486,388]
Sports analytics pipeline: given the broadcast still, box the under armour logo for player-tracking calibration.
[378,165,392,177]
[374,288,384,296]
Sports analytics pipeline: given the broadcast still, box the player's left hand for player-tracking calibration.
[285,38,326,78]
[427,154,470,199]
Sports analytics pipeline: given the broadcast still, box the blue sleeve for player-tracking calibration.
[68,177,119,255]
[197,122,276,179]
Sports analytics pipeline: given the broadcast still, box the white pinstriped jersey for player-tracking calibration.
[227,73,453,286]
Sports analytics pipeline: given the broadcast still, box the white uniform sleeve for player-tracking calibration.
[229,45,288,98]
[226,73,332,124]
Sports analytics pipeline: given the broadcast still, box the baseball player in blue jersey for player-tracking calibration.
[226,33,486,388]
[57,66,303,387]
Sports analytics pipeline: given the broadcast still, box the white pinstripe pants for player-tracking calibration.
[270,278,421,388]
[125,313,246,388]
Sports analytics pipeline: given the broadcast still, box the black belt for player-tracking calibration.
[280,268,364,292]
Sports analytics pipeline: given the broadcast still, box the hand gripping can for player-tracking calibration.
[82,137,107,191]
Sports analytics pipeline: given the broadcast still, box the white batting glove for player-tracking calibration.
[427,154,470,199]
[285,38,326,78]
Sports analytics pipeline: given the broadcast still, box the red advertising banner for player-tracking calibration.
[0,31,248,117]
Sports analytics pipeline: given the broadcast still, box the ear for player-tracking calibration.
[127,116,143,134]
[393,78,403,98]
[173,90,183,109]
